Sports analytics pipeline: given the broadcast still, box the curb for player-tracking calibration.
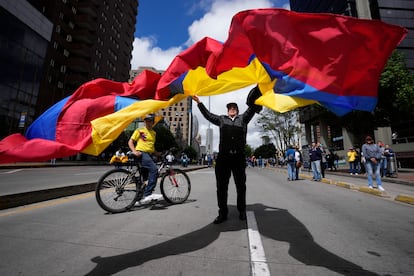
[0,166,207,210]
[358,186,390,198]
[275,168,414,205]
[395,194,414,205]
[0,183,96,210]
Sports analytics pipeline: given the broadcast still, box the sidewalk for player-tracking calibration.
[273,166,414,206]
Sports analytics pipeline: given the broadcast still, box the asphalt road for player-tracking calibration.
[0,165,110,195]
[0,167,413,275]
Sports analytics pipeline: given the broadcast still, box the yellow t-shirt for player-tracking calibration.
[347,151,357,162]
[130,127,156,153]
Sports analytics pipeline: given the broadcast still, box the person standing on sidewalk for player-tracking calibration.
[361,136,385,191]
[191,87,261,224]
[347,147,358,175]
[309,142,322,181]
[294,146,302,180]
[377,141,387,177]
[285,145,296,181]
[318,142,327,178]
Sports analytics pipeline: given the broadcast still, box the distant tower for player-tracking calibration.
[206,128,213,153]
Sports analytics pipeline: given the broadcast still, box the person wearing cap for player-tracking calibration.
[191,87,261,224]
[347,147,358,175]
[361,136,385,191]
[128,114,162,203]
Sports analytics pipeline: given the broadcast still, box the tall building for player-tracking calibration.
[130,67,192,147]
[205,128,213,154]
[28,0,138,123]
[0,0,53,139]
[370,0,414,70]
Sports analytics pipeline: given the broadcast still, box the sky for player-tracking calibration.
[131,0,291,152]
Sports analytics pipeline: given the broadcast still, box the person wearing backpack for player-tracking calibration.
[285,145,296,181]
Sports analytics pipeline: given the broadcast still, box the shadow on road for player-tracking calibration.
[86,204,378,276]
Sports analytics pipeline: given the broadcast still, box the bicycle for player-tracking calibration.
[95,152,191,213]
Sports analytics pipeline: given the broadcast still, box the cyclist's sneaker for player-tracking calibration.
[136,194,163,205]
[137,195,153,205]
[150,193,163,201]
[378,185,385,191]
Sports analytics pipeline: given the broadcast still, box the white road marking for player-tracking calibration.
[247,211,271,276]
[1,169,23,174]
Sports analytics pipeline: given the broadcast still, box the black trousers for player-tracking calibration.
[215,152,246,217]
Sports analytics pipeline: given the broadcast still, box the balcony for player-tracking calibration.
[65,73,89,87]
[66,58,91,73]
[74,15,97,31]
[69,42,92,58]
[77,2,98,17]
[72,29,94,44]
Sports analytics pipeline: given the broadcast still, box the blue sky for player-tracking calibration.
[131,0,290,68]
[134,1,208,49]
[131,0,290,150]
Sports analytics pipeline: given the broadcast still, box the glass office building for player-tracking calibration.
[0,1,52,137]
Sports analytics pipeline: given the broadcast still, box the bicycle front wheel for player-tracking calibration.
[95,169,139,213]
[160,168,191,204]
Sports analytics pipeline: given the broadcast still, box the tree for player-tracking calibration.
[245,144,253,157]
[379,50,414,114]
[256,108,301,152]
[154,124,178,153]
[253,143,276,159]
[377,50,414,136]
[182,145,197,161]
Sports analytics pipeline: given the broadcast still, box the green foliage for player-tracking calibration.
[183,145,197,160]
[245,144,253,157]
[253,143,276,159]
[379,51,414,113]
[153,124,178,152]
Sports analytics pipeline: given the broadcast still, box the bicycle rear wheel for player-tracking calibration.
[160,168,191,204]
[95,169,139,213]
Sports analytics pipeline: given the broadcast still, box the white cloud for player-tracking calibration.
[130,37,183,70]
[130,0,288,151]
[186,0,276,45]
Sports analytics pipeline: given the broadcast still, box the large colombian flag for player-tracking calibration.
[0,8,407,163]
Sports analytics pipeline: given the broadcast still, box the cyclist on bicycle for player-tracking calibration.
[128,114,162,204]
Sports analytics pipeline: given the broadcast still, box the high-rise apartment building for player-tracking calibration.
[28,0,138,120]
[370,0,414,70]
[130,67,192,147]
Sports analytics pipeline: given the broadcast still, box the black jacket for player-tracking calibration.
[197,103,256,154]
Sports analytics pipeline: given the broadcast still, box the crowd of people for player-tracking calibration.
[280,138,396,191]
[344,141,396,179]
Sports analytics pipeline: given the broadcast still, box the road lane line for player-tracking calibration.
[1,169,23,174]
[247,211,271,276]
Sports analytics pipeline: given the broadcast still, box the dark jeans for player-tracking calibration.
[215,152,246,217]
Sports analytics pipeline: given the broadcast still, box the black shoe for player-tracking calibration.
[239,212,247,221]
[213,215,227,224]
